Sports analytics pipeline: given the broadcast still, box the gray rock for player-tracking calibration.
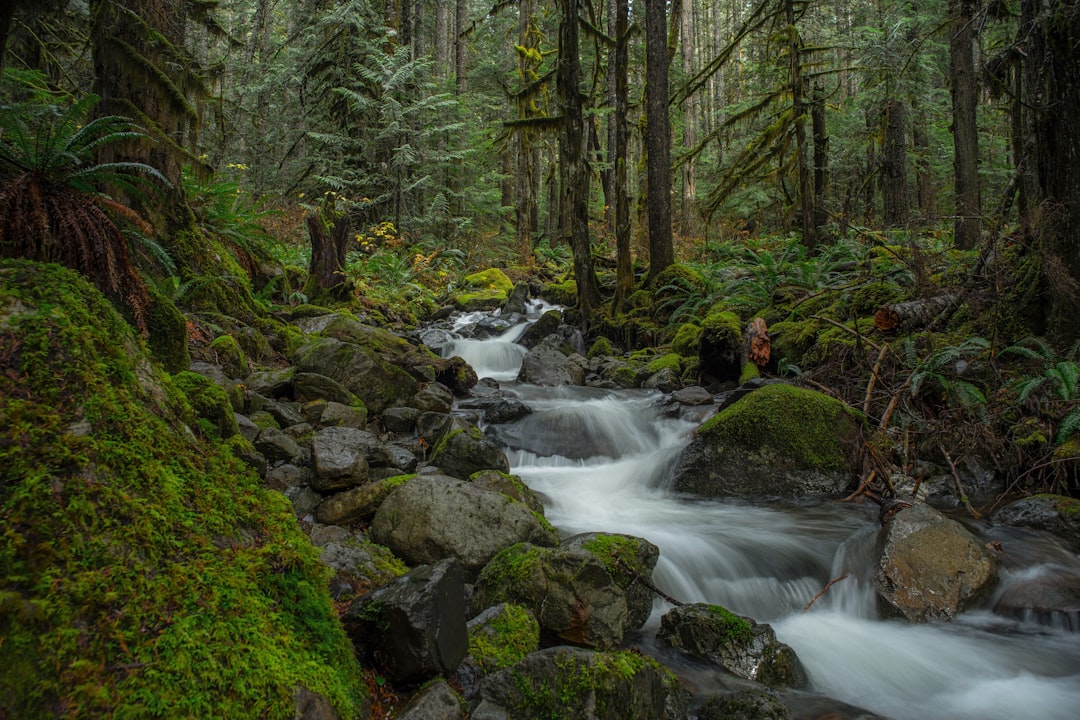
[562,532,660,631]
[371,476,558,575]
[315,477,409,526]
[657,603,806,688]
[319,539,405,588]
[293,371,358,406]
[696,689,791,720]
[235,413,259,442]
[285,485,321,517]
[246,366,295,398]
[502,282,530,316]
[471,646,689,720]
[293,686,340,720]
[394,680,463,720]
[516,310,562,349]
[254,427,302,464]
[383,406,422,433]
[261,398,305,428]
[484,399,532,425]
[411,382,455,414]
[517,337,586,386]
[385,443,419,472]
[293,336,419,414]
[419,327,455,354]
[265,462,308,491]
[875,503,998,623]
[318,401,367,430]
[343,559,468,685]
[470,470,544,514]
[643,367,681,392]
[672,385,713,406]
[430,426,510,479]
[310,426,371,492]
[993,494,1080,551]
[473,544,629,649]
[308,524,351,547]
[434,355,478,396]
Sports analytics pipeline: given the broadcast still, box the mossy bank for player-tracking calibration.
[0,260,365,718]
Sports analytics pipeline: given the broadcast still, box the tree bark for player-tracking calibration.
[306,213,350,291]
[558,0,600,314]
[611,0,632,314]
[454,0,468,92]
[882,99,909,227]
[645,0,674,284]
[874,295,959,333]
[949,0,981,249]
[787,0,816,249]
[811,83,829,236]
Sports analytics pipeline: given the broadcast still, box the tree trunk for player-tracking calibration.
[949,0,981,249]
[644,0,674,284]
[787,0,816,250]
[454,0,468,92]
[306,213,350,291]
[874,295,959,333]
[611,0,632,314]
[435,2,450,78]
[1024,0,1080,343]
[811,83,829,236]
[913,108,934,221]
[882,99,909,227]
[558,0,600,314]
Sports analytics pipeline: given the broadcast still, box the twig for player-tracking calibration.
[842,469,877,502]
[942,449,982,519]
[802,574,850,612]
[863,343,890,416]
[910,470,925,500]
[615,557,684,607]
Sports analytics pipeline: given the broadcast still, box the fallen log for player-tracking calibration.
[873,294,958,333]
[743,317,771,367]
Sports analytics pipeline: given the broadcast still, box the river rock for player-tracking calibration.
[484,399,532,425]
[318,400,367,429]
[657,603,806,688]
[993,494,1080,551]
[370,476,558,574]
[485,404,636,460]
[696,688,791,720]
[293,371,357,406]
[502,281,530,315]
[260,397,305,428]
[430,425,510,478]
[394,680,463,720]
[265,462,307,491]
[293,686,341,720]
[411,382,454,414]
[310,426,370,492]
[434,355,478,395]
[315,476,409,526]
[517,336,586,386]
[672,385,713,406]
[471,646,689,720]
[643,366,681,392]
[516,309,562,349]
[669,383,860,498]
[470,470,545,514]
[254,427,302,464]
[382,406,421,433]
[343,558,468,685]
[246,366,295,398]
[293,336,419,414]
[562,532,660,630]
[472,543,630,649]
[875,503,998,623]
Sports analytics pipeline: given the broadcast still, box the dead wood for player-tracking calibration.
[873,294,959,333]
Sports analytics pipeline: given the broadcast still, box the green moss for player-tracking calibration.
[249,409,279,430]
[769,318,821,366]
[671,323,702,358]
[468,604,541,673]
[739,362,760,384]
[705,604,753,643]
[463,268,514,294]
[580,534,638,578]
[0,260,365,719]
[546,279,578,307]
[1031,494,1080,518]
[646,352,683,375]
[172,370,239,440]
[624,290,652,312]
[144,281,190,373]
[650,263,704,294]
[476,544,543,598]
[587,336,616,359]
[849,282,907,317]
[208,334,247,379]
[699,383,861,471]
[702,306,742,337]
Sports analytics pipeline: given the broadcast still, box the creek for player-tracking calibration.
[441,305,1080,720]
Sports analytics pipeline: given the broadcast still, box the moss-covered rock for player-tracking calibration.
[545,278,578,307]
[587,335,616,359]
[671,323,702,358]
[646,352,683,375]
[455,268,514,311]
[699,307,743,382]
[208,333,248,379]
[670,383,862,498]
[0,260,365,719]
[172,369,240,440]
[144,280,190,373]
[465,603,541,675]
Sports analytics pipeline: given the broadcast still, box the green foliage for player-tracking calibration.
[182,167,282,271]
[906,336,990,409]
[0,94,170,330]
[0,260,364,719]
[468,604,541,674]
[1003,338,1080,443]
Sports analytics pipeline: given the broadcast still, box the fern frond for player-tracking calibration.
[1057,407,1080,444]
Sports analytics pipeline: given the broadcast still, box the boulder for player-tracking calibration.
[411,382,454,414]
[293,336,419,414]
[430,426,510,478]
[382,406,421,433]
[670,384,860,498]
[657,603,806,688]
[471,646,689,720]
[696,689,791,720]
[470,470,545,514]
[875,503,998,623]
[484,399,532,425]
[517,337,586,386]
[454,603,541,699]
[246,366,295,398]
[642,367,681,392]
[343,559,468,685]
[318,401,367,429]
[394,680,463,720]
[253,427,302,464]
[434,355,478,395]
[516,310,562,349]
[293,371,358,406]
[310,426,371,492]
[671,385,713,406]
[562,533,660,631]
[472,543,630,649]
[370,476,558,574]
[260,397,305,429]
[319,538,407,594]
[993,494,1080,551]
[315,475,412,526]
[265,463,308,491]
[502,281,530,315]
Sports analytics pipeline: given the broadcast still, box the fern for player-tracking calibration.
[1058,407,1080,444]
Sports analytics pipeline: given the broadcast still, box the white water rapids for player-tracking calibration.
[442,308,1080,719]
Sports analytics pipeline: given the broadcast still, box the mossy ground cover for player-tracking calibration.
[0,260,364,718]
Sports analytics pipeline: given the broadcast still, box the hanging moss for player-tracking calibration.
[0,260,365,720]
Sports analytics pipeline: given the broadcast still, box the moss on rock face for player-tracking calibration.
[671,323,702,358]
[144,281,190,373]
[0,260,365,719]
[173,369,240,440]
[456,268,515,311]
[467,603,541,674]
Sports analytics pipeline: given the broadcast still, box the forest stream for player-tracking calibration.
[442,304,1080,720]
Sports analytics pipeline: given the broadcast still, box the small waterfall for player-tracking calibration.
[440,301,554,381]
[449,308,1080,719]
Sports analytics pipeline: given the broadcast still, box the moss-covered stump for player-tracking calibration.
[0,260,365,719]
[670,383,862,498]
[471,646,689,720]
[698,307,743,383]
[455,268,515,311]
[657,604,806,689]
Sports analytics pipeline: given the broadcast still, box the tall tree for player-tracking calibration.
[882,98,909,226]
[610,0,632,313]
[949,0,981,249]
[558,0,600,314]
[645,0,673,283]
[1023,0,1080,342]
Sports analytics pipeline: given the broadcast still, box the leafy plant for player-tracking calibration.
[906,336,990,409]
[0,95,169,329]
[183,167,281,271]
[1003,337,1080,443]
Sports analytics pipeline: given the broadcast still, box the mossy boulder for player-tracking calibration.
[544,278,578,307]
[698,307,743,382]
[0,260,365,719]
[671,323,702,358]
[172,369,240,440]
[471,646,688,720]
[207,333,248,379]
[465,603,541,676]
[670,383,862,498]
[588,335,617,359]
[455,268,515,311]
[563,533,660,630]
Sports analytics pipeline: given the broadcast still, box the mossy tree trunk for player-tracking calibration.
[949,0,981,250]
[644,0,674,284]
[307,213,351,292]
[610,0,632,315]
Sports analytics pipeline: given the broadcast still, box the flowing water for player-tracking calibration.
[441,310,1080,719]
